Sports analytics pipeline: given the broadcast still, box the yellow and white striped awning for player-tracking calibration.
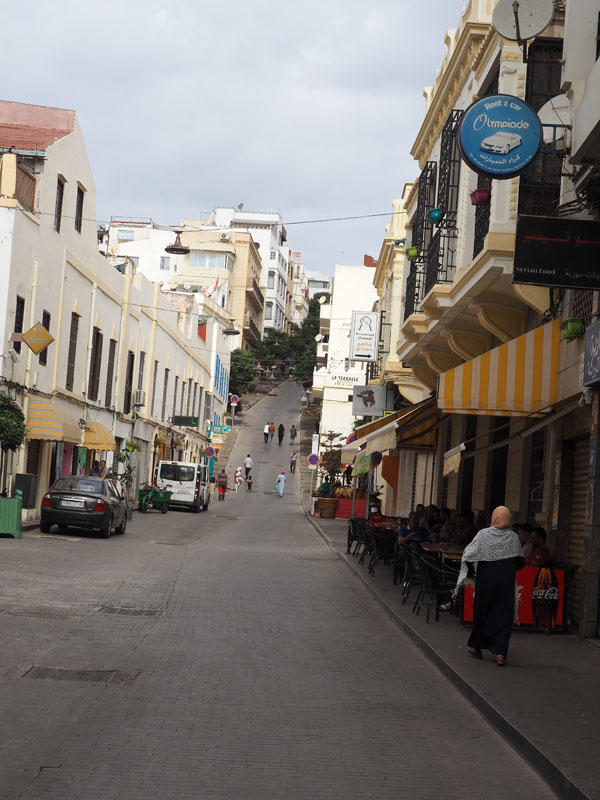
[26,399,63,441]
[438,319,561,417]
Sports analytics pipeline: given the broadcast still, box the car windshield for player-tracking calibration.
[159,464,196,482]
[52,477,105,494]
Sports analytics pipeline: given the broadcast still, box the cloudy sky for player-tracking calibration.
[5,0,466,272]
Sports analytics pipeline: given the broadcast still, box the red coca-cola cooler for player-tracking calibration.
[462,564,576,632]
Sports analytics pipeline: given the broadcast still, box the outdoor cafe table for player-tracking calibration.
[421,542,464,561]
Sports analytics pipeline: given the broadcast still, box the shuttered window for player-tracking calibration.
[38,310,51,366]
[65,312,80,391]
[54,177,65,232]
[74,186,84,233]
[123,351,135,414]
[162,369,169,420]
[105,339,117,407]
[150,360,159,417]
[87,327,103,401]
[13,296,25,354]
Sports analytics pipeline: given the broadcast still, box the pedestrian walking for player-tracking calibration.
[216,469,228,501]
[234,467,243,492]
[289,451,297,474]
[454,505,524,667]
[289,424,297,443]
[244,453,253,479]
[268,422,275,443]
[275,471,286,498]
[263,423,269,444]
[277,423,285,446]
[246,474,253,491]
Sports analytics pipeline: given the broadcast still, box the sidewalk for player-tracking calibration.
[307,514,600,800]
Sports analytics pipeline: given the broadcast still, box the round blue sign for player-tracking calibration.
[308,453,319,466]
[457,94,541,179]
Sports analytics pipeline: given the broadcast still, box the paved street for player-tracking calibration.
[0,381,557,800]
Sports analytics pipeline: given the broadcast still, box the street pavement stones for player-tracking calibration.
[0,381,557,799]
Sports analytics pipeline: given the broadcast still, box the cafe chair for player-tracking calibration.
[414,554,459,622]
[367,526,396,577]
[347,518,362,555]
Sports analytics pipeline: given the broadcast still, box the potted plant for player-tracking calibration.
[0,393,26,538]
[110,439,142,519]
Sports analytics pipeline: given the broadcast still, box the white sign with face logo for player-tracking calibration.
[349,311,380,361]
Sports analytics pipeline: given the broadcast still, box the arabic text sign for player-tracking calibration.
[457,94,541,179]
[349,311,379,361]
[514,215,600,290]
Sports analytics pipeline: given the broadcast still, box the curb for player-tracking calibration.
[302,507,591,800]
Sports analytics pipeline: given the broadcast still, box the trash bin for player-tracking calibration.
[0,490,22,538]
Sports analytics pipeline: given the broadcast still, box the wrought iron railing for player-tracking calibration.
[246,277,264,307]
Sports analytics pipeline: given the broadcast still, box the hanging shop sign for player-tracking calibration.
[352,385,387,418]
[21,322,54,355]
[457,94,541,179]
[349,311,380,362]
[584,320,600,388]
[514,215,600,290]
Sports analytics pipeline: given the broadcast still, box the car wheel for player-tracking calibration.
[114,516,126,535]
[58,524,68,533]
[191,503,200,513]
[99,519,111,538]
[160,503,168,514]
[39,522,51,533]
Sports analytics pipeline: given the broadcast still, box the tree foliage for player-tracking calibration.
[0,392,26,452]
[230,348,257,397]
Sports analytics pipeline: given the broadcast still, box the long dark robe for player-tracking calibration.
[467,557,524,657]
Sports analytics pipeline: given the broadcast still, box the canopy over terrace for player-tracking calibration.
[437,319,562,417]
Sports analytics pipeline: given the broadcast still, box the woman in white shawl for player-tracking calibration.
[455,506,524,666]
[275,471,286,498]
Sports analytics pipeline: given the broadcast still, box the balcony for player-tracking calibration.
[245,277,264,308]
[243,314,262,343]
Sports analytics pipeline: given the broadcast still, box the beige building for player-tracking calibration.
[180,225,264,350]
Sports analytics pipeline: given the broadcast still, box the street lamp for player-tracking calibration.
[165,231,190,256]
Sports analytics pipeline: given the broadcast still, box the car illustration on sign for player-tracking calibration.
[481,132,522,154]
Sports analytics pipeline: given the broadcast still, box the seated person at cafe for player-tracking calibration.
[526,526,552,567]
[454,510,478,546]
[398,510,429,548]
[516,523,533,559]
[438,509,459,543]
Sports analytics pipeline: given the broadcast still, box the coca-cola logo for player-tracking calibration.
[532,586,559,600]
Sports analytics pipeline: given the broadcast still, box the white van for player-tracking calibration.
[155,459,210,512]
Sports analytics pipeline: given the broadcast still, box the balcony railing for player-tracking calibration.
[404,265,425,321]
[246,277,264,308]
[243,315,261,342]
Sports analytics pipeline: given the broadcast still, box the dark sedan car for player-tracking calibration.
[40,476,127,538]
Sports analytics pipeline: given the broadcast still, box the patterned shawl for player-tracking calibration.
[454,526,522,597]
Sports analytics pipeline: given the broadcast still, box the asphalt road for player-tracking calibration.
[0,381,557,799]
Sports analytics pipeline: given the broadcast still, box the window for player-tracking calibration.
[128,256,139,270]
[270,249,277,260]
[87,327,103,401]
[268,271,275,289]
[74,186,84,233]
[54,177,64,232]
[173,376,179,419]
[180,380,185,414]
[105,339,117,407]
[187,379,193,415]
[123,351,135,414]
[161,368,169,420]
[65,312,80,391]
[150,360,159,417]
[197,386,203,418]
[160,256,170,271]
[38,310,51,366]
[189,252,228,268]
[117,229,135,241]
[13,295,25,354]
[137,351,146,392]
[265,302,273,320]
[192,382,197,417]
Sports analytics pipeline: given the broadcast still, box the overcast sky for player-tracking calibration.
[5,0,466,273]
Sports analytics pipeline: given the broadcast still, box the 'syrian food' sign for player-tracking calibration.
[457,94,542,178]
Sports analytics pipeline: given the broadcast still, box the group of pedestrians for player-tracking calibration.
[216,453,255,500]
[263,421,297,447]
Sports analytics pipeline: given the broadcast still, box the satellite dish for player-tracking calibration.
[537,94,571,143]
[492,0,554,41]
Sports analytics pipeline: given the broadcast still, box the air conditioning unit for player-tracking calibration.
[220,232,230,241]
[133,389,146,407]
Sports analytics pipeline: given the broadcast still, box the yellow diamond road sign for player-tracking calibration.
[21,322,54,355]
